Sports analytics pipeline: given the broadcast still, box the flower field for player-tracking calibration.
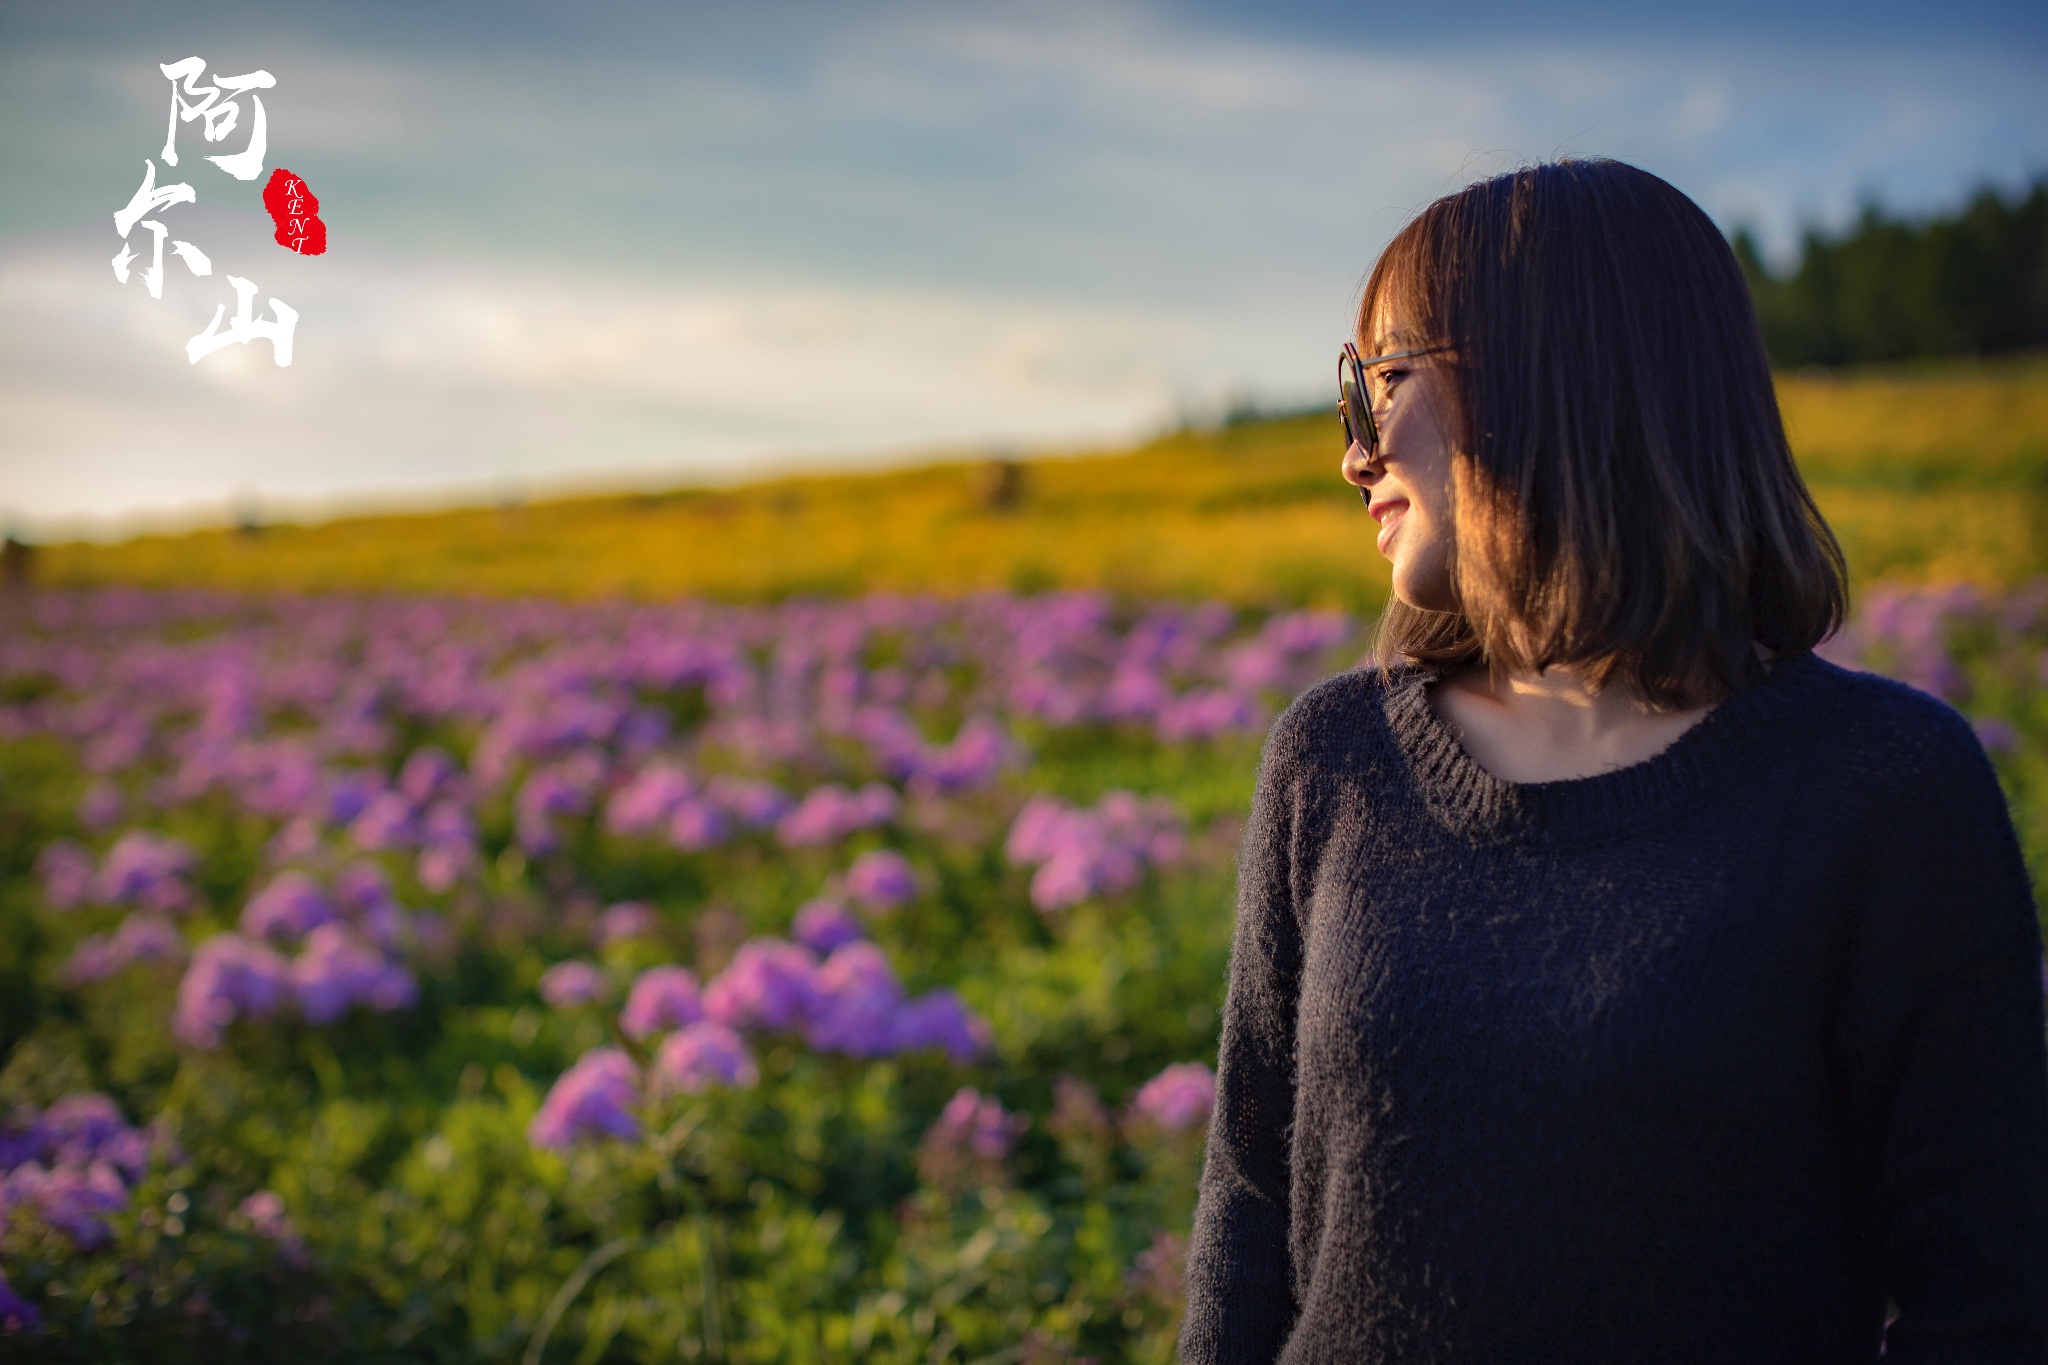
[8,375,2048,1357]
[2,581,2044,1361]
[0,587,1351,1361]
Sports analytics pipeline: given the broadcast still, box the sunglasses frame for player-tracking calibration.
[1338,342,1453,459]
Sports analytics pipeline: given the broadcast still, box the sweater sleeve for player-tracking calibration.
[1179,716,1309,1365]
[1833,714,2048,1363]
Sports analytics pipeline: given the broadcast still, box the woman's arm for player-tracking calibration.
[1179,723,1309,1365]
[1835,713,2048,1362]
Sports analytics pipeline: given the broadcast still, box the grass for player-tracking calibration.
[32,352,2048,608]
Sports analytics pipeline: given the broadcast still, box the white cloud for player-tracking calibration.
[0,216,1263,535]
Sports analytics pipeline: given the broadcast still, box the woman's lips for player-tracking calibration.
[1370,498,1408,554]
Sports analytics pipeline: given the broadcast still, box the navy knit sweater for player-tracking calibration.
[1180,653,2048,1364]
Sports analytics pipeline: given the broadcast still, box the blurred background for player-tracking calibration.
[2,5,2047,1360]
[3,0,2044,576]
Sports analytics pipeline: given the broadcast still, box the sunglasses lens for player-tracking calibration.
[1339,369,1373,452]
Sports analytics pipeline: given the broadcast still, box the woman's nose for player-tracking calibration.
[1341,439,1375,487]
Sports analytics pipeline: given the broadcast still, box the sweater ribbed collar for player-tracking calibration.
[1378,651,1845,847]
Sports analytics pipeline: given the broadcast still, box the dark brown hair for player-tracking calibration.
[1362,159,1847,707]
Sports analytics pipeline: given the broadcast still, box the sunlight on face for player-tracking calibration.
[1340,301,1460,613]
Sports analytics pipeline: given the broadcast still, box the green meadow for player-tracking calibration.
[32,354,2048,609]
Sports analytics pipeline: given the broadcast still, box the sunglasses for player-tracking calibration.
[1337,341,1451,460]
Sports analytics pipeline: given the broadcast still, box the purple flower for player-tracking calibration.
[174,934,293,1048]
[605,762,693,835]
[806,942,906,1057]
[95,1125,155,1183]
[115,913,184,963]
[267,816,323,866]
[703,939,817,1032]
[594,900,658,945]
[351,896,409,948]
[939,1088,1021,1158]
[61,934,121,985]
[528,1048,641,1150]
[666,797,732,852]
[241,870,339,942]
[776,782,899,847]
[332,859,395,914]
[539,960,610,1008]
[0,1107,45,1171]
[1131,1061,1215,1131]
[419,800,475,849]
[0,1268,37,1334]
[845,849,918,911]
[40,1094,127,1160]
[89,830,197,913]
[1102,665,1170,721]
[1155,688,1260,743]
[1975,717,2021,754]
[239,1188,289,1234]
[294,924,418,1024]
[1223,610,1350,693]
[83,717,150,774]
[916,1087,1024,1187]
[62,913,185,984]
[515,761,599,854]
[1004,796,1068,866]
[321,770,380,826]
[791,897,864,954]
[1005,791,1183,912]
[349,790,416,850]
[77,779,123,831]
[5,1159,128,1246]
[416,840,477,893]
[1221,639,1289,694]
[910,715,1015,795]
[397,746,459,803]
[706,776,792,829]
[238,1189,306,1257]
[1008,673,1091,726]
[1832,583,1980,701]
[35,840,95,910]
[651,1021,758,1094]
[843,703,1011,789]
[893,989,991,1062]
[852,706,927,781]
[620,964,704,1038]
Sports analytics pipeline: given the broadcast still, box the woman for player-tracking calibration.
[1179,160,2048,1363]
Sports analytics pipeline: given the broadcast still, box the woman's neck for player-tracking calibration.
[1426,662,1717,785]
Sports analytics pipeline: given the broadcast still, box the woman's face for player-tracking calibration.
[1340,307,1461,613]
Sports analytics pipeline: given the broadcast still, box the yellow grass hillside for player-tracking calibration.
[34,353,2048,609]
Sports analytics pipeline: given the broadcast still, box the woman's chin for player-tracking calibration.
[1388,566,1457,615]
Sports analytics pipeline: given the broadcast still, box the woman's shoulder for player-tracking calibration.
[1779,651,2002,800]
[1793,651,1984,747]
[1260,662,1418,772]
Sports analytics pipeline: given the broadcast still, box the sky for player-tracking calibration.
[2,0,2044,537]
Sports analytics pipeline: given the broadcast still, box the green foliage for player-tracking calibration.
[1737,180,2048,367]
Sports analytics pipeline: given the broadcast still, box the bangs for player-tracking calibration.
[1356,219,1446,358]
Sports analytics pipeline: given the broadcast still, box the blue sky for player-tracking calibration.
[3,0,2044,533]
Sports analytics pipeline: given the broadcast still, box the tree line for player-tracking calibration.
[1733,178,2047,368]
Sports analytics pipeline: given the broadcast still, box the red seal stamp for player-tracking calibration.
[261,167,326,255]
